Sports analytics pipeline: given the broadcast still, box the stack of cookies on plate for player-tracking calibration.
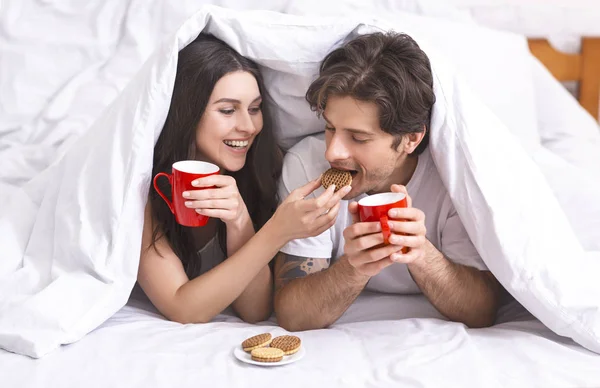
[242,333,302,363]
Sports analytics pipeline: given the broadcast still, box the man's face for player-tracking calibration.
[323,95,415,200]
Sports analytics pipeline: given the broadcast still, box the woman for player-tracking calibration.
[138,34,347,324]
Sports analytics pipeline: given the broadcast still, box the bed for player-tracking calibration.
[1,2,600,388]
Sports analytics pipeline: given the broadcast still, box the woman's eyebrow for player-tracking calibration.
[213,96,262,104]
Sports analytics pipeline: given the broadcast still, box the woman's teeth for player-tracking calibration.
[224,140,249,148]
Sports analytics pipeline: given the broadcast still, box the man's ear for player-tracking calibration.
[404,126,426,154]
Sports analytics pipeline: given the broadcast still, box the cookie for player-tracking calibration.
[321,168,352,192]
[250,347,284,363]
[242,333,272,352]
[270,335,302,355]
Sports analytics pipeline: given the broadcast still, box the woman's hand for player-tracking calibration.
[271,178,351,242]
[182,174,248,226]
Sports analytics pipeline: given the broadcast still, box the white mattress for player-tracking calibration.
[3,289,600,387]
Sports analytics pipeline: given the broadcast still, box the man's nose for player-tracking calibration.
[325,133,350,162]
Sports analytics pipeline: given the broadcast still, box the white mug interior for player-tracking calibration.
[173,160,219,174]
[358,192,406,207]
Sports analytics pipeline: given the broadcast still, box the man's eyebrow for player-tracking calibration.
[213,96,262,104]
[322,112,374,136]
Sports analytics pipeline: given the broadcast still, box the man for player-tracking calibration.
[274,31,503,331]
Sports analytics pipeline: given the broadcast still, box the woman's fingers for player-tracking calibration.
[322,185,351,210]
[182,187,235,201]
[191,174,235,188]
[184,199,235,210]
[286,177,322,201]
[195,208,232,219]
[294,184,335,212]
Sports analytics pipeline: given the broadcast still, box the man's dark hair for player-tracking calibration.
[306,31,436,154]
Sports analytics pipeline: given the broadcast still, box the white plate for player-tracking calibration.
[233,345,306,366]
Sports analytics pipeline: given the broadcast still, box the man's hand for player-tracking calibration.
[384,184,429,267]
[344,201,405,278]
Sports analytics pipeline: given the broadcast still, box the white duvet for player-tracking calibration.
[1,1,600,386]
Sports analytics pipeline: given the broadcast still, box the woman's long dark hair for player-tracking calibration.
[150,34,282,278]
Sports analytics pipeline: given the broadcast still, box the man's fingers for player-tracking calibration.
[357,257,395,276]
[391,184,411,207]
[349,244,404,266]
[387,207,424,222]
[388,233,425,249]
[348,201,360,224]
[343,221,382,240]
[388,220,426,236]
[389,249,420,264]
[344,233,385,255]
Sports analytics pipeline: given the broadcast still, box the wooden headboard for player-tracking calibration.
[528,38,600,121]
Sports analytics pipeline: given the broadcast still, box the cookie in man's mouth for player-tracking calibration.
[321,167,354,192]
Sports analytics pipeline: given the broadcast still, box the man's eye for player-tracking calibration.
[352,137,368,144]
[325,126,335,132]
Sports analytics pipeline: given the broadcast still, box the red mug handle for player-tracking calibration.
[153,172,175,214]
[380,214,391,245]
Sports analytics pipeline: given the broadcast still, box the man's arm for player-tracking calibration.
[273,252,369,332]
[406,241,502,328]
[384,184,502,328]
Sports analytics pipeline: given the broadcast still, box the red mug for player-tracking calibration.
[358,192,409,253]
[153,160,220,227]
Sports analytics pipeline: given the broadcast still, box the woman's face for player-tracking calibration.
[195,71,263,172]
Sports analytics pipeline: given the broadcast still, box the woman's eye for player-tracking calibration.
[325,125,335,132]
[249,106,261,114]
[219,109,235,115]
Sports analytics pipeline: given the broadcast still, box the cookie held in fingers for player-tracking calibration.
[321,168,352,192]
[242,333,272,352]
[250,347,285,363]
[270,335,302,355]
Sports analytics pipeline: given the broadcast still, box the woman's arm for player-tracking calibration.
[138,202,285,324]
[226,211,272,323]
[138,179,347,324]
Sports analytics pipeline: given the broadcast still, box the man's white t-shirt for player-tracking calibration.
[279,135,487,294]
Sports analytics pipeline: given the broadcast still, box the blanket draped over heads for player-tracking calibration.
[0,5,599,358]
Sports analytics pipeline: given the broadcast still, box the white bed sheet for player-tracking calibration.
[3,291,599,388]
